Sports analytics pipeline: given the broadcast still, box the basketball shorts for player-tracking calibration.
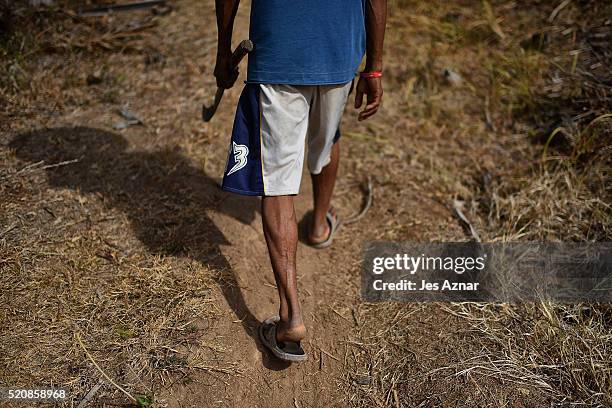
[221,81,352,196]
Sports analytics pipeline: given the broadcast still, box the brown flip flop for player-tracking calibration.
[308,210,341,249]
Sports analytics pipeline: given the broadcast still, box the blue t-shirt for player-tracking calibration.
[247,0,366,85]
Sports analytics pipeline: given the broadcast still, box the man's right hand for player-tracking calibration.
[214,53,239,89]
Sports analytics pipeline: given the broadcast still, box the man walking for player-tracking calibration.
[214,0,386,362]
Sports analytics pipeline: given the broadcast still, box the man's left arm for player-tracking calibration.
[355,0,387,121]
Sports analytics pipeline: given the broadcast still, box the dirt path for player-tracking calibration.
[2,1,566,406]
[152,4,465,406]
[158,182,354,407]
[152,4,364,406]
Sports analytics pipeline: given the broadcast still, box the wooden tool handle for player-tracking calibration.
[231,39,254,68]
[202,39,254,122]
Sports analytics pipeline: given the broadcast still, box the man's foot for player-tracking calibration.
[276,320,307,343]
[308,208,340,248]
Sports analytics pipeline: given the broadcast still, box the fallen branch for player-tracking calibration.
[76,379,105,408]
[75,332,137,403]
[0,223,18,239]
[78,0,167,17]
[548,0,571,23]
[484,95,496,132]
[0,158,80,182]
[452,200,481,242]
[344,176,373,224]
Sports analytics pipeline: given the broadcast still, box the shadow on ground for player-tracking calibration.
[9,126,290,370]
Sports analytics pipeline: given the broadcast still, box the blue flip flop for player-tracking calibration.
[258,315,308,362]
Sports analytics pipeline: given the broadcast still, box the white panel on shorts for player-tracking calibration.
[259,81,351,196]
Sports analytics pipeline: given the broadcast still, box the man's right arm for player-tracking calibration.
[214,0,241,89]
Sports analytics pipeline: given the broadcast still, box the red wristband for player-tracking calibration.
[360,71,382,78]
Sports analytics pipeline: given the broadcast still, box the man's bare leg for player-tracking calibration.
[309,141,340,243]
[261,195,307,343]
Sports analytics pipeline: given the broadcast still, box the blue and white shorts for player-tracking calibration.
[221,81,352,196]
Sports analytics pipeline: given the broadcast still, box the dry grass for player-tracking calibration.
[342,0,611,406]
[1,0,610,407]
[1,2,243,406]
[0,176,242,405]
[444,302,612,406]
